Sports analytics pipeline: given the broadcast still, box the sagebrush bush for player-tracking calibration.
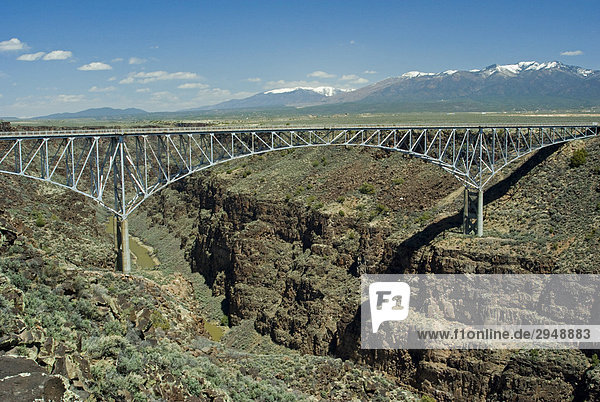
[358,183,375,195]
[570,148,588,168]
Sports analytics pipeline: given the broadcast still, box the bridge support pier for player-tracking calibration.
[463,187,484,237]
[477,188,484,237]
[115,216,131,274]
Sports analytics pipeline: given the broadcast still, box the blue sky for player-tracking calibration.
[1,0,598,117]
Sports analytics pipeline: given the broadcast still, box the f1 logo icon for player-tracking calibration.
[369,282,410,333]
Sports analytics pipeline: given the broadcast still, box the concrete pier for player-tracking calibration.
[463,187,484,237]
[115,216,131,274]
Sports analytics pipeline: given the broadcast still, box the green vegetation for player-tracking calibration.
[569,148,588,168]
[376,203,390,214]
[358,183,375,195]
[414,211,433,224]
[33,211,46,227]
[592,353,600,367]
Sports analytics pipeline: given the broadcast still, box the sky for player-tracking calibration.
[1,0,599,118]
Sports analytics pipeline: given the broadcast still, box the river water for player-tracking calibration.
[104,217,159,269]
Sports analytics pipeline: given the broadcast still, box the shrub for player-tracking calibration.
[150,310,170,331]
[34,213,46,227]
[414,211,433,224]
[592,353,600,367]
[358,183,375,195]
[220,314,229,326]
[569,148,588,168]
[336,196,345,203]
[376,203,390,214]
[338,210,345,217]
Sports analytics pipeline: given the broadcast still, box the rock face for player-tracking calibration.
[0,356,67,401]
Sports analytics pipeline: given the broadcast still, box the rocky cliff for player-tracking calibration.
[137,141,600,400]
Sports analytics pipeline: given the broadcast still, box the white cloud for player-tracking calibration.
[128,57,146,65]
[191,88,253,105]
[78,62,112,71]
[178,82,209,89]
[264,79,328,90]
[150,91,179,102]
[43,50,72,60]
[55,94,85,103]
[561,50,583,56]
[0,38,26,51]
[112,58,124,62]
[364,70,377,74]
[350,40,356,45]
[108,76,117,81]
[120,70,201,84]
[136,88,151,93]
[17,52,45,61]
[340,75,368,85]
[246,77,262,82]
[89,86,116,93]
[307,70,336,79]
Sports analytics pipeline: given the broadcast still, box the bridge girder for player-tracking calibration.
[0,125,597,268]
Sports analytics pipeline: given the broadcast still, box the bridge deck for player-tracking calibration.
[0,124,597,139]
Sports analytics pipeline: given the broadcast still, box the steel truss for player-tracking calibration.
[0,125,598,271]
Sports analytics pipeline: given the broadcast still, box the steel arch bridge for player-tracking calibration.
[1,125,598,272]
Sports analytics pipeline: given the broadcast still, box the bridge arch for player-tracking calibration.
[1,125,598,272]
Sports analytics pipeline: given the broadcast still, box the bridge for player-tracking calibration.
[0,125,598,273]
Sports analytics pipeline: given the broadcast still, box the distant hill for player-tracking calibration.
[32,107,149,120]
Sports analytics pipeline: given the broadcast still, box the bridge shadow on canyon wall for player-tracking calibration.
[332,145,563,367]
[385,143,563,273]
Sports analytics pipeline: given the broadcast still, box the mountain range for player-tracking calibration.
[31,107,148,120]
[206,61,600,112]
[23,61,600,120]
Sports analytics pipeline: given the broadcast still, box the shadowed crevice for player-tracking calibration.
[386,143,562,272]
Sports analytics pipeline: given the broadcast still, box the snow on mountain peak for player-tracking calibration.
[485,61,574,76]
[264,86,350,96]
[398,61,595,80]
[401,71,436,78]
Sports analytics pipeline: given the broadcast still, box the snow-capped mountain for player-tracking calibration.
[323,61,600,111]
[200,61,599,112]
[264,86,349,97]
[205,86,350,110]
[398,61,595,79]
